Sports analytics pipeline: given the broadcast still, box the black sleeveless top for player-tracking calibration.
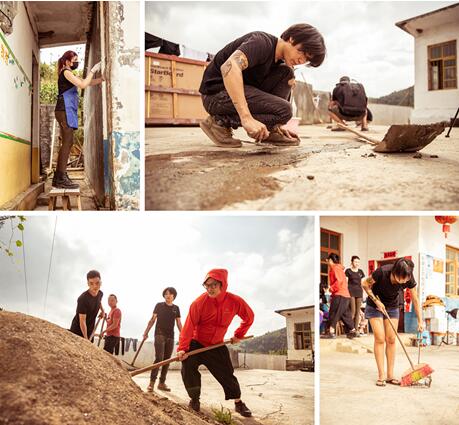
[55,68,76,111]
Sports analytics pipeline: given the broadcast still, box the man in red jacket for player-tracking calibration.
[177,268,254,417]
[321,253,357,339]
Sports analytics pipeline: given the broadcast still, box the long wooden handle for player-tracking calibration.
[337,123,381,145]
[130,337,147,366]
[89,316,103,341]
[130,335,253,377]
[97,315,107,347]
[376,297,415,369]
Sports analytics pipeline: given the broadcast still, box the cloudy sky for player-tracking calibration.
[0,215,314,340]
[146,1,455,97]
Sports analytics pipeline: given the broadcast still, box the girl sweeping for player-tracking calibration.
[53,51,103,188]
[362,258,423,387]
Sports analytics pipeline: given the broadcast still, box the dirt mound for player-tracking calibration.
[0,311,217,425]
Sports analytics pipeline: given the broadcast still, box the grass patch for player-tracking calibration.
[211,405,236,425]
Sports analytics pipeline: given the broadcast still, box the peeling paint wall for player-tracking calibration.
[105,1,140,211]
[0,1,37,206]
[83,2,105,206]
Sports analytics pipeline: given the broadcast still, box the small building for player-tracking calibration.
[320,216,459,338]
[275,305,314,370]
[396,3,459,124]
[0,1,140,210]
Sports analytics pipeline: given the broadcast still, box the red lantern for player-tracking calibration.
[435,216,457,238]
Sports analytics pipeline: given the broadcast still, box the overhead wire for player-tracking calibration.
[21,227,29,314]
[43,216,58,318]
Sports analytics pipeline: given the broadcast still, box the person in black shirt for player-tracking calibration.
[199,24,326,147]
[53,51,103,189]
[362,259,423,387]
[69,270,105,340]
[143,287,182,392]
[328,76,371,131]
[345,255,365,335]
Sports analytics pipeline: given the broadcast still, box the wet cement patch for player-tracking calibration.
[145,142,361,210]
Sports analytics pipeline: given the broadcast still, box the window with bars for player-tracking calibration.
[320,228,341,290]
[294,322,312,350]
[428,40,457,90]
[446,245,459,297]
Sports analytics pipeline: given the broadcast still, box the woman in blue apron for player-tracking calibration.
[53,50,103,188]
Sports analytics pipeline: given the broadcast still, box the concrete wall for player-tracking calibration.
[367,103,413,125]
[39,104,60,174]
[285,309,314,362]
[412,19,459,123]
[105,1,140,210]
[237,352,287,371]
[0,2,37,206]
[293,82,331,124]
[84,1,105,206]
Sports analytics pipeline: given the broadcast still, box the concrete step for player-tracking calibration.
[336,341,371,355]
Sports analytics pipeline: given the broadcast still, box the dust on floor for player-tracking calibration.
[0,311,221,425]
[145,125,459,211]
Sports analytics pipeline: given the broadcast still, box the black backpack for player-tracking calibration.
[340,82,367,116]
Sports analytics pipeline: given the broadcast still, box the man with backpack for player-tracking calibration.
[328,76,371,131]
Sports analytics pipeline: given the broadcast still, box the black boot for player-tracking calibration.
[189,398,200,412]
[235,401,252,417]
[52,171,79,189]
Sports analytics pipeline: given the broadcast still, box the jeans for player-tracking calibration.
[150,334,174,383]
[55,110,74,173]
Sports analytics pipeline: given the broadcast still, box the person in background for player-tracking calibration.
[345,256,365,337]
[100,294,122,354]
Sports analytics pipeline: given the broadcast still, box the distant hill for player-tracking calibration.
[238,328,287,355]
[370,86,414,107]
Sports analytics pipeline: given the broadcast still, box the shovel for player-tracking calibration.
[130,335,253,377]
[336,122,446,153]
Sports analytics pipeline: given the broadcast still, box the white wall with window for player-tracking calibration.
[396,4,459,124]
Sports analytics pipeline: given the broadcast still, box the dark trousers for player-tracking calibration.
[328,295,355,332]
[55,110,74,173]
[181,339,241,401]
[350,297,362,330]
[150,334,174,383]
[103,336,120,355]
[202,64,294,130]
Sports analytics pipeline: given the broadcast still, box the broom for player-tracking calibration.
[376,297,433,386]
[130,335,253,377]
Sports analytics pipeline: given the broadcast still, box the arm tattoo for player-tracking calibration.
[221,60,232,77]
[232,50,249,70]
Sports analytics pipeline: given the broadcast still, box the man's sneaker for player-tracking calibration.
[146,382,154,392]
[52,171,79,189]
[199,115,242,148]
[320,333,336,339]
[157,382,171,392]
[346,330,358,339]
[235,401,252,417]
[262,125,300,145]
[189,398,200,412]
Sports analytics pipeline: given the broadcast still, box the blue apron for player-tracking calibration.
[62,86,79,129]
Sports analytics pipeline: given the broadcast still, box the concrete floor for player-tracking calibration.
[133,369,314,425]
[320,337,459,425]
[145,125,459,211]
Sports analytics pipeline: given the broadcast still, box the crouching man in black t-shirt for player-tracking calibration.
[362,259,423,387]
[143,287,182,392]
[69,270,105,340]
[199,23,326,147]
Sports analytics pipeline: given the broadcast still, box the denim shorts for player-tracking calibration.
[365,303,400,319]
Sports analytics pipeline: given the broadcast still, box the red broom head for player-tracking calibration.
[400,364,434,387]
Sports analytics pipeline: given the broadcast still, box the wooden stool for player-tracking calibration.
[48,188,82,211]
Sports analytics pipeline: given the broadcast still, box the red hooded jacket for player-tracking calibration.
[178,269,254,352]
[328,264,350,298]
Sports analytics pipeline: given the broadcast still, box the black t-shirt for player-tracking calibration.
[199,31,279,95]
[367,264,416,309]
[345,268,365,298]
[70,290,103,337]
[55,69,76,111]
[154,302,181,338]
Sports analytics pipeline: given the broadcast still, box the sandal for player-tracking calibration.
[376,379,386,387]
[386,378,400,386]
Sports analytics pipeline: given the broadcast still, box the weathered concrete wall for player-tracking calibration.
[0,1,37,206]
[39,104,61,174]
[237,353,287,371]
[83,1,105,206]
[367,103,413,125]
[285,309,314,362]
[412,18,459,124]
[293,82,331,124]
[105,1,140,210]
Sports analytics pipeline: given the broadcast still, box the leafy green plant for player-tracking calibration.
[0,216,26,257]
[211,405,236,425]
